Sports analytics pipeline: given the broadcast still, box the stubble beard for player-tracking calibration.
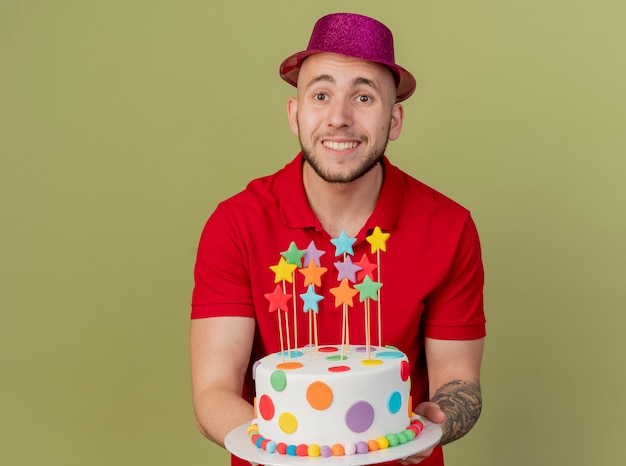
[298,119,391,184]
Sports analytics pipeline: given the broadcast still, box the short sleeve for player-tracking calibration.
[422,214,486,340]
[191,202,255,319]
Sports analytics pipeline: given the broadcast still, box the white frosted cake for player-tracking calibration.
[249,344,424,458]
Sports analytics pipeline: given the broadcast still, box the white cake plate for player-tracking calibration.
[225,419,442,466]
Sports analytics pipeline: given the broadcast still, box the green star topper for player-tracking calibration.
[354,276,383,302]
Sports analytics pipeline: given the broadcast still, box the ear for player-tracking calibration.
[287,97,299,137]
[388,103,404,141]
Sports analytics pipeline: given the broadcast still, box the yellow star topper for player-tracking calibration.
[269,257,297,283]
[366,226,390,253]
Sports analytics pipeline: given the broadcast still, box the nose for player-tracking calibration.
[327,98,353,129]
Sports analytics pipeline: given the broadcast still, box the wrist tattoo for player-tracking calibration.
[431,379,482,445]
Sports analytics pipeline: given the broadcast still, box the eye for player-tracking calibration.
[357,95,372,103]
[314,93,328,101]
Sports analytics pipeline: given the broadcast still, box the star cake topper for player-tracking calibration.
[329,278,359,308]
[281,241,306,266]
[330,230,357,257]
[366,226,390,253]
[299,260,328,287]
[302,240,325,267]
[300,284,324,313]
[264,284,292,313]
[334,255,362,283]
[269,257,297,283]
[354,275,383,302]
[354,253,378,282]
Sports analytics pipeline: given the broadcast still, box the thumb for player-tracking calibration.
[414,401,446,425]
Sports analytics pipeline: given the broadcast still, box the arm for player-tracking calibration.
[425,337,484,445]
[399,337,484,465]
[190,316,256,447]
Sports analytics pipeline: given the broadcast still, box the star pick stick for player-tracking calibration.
[333,254,362,356]
[280,243,304,352]
[366,226,390,347]
[300,284,324,359]
[281,242,305,350]
[330,278,359,360]
[299,260,328,358]
[264,284,292,363]
[354,275,383,358]
[270,257,297,356]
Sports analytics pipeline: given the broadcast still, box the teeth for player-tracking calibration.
[323,141,358,151]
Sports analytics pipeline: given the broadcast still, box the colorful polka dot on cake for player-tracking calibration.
[252,360,261,380]
[387,390,402,413]
[276,361,303,370]
[270,370,287,391]
[377,350,404,359]
[318,346,338,352]
[361,358,382,366]
[278,412,297,433]
[258,394,274,420]
[345,401,375,432]
[306,381,333,410]
[401,360,410,381]
[328,365,350,372]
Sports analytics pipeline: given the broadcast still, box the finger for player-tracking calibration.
[396,446,435,464]
[414,401,446,424]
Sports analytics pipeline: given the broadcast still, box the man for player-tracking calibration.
[190,13,485,466]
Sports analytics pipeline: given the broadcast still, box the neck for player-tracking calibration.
[303,161,384,238]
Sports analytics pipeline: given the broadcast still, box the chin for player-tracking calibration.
[302,145,385,184]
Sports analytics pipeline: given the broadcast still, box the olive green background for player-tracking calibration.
[1,1,625,465]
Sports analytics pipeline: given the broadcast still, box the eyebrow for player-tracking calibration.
[305,74,334,90]
[305,74,380,91]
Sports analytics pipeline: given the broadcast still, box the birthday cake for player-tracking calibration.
[245,227,425,458]
[250,344,425,458]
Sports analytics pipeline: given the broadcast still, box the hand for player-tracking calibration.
[397,402,446,465]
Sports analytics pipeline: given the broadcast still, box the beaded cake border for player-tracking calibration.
[247,416,425,458]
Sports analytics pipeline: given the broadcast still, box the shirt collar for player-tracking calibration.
[277,152,406,235]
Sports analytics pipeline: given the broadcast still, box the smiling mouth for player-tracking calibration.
[322,140,359,151]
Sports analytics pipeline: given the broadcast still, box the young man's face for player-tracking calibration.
[288,53,404,184]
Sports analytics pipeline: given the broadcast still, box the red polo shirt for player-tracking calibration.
[192,153,485,466]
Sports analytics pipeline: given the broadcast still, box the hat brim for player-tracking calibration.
[279,50,416,102]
